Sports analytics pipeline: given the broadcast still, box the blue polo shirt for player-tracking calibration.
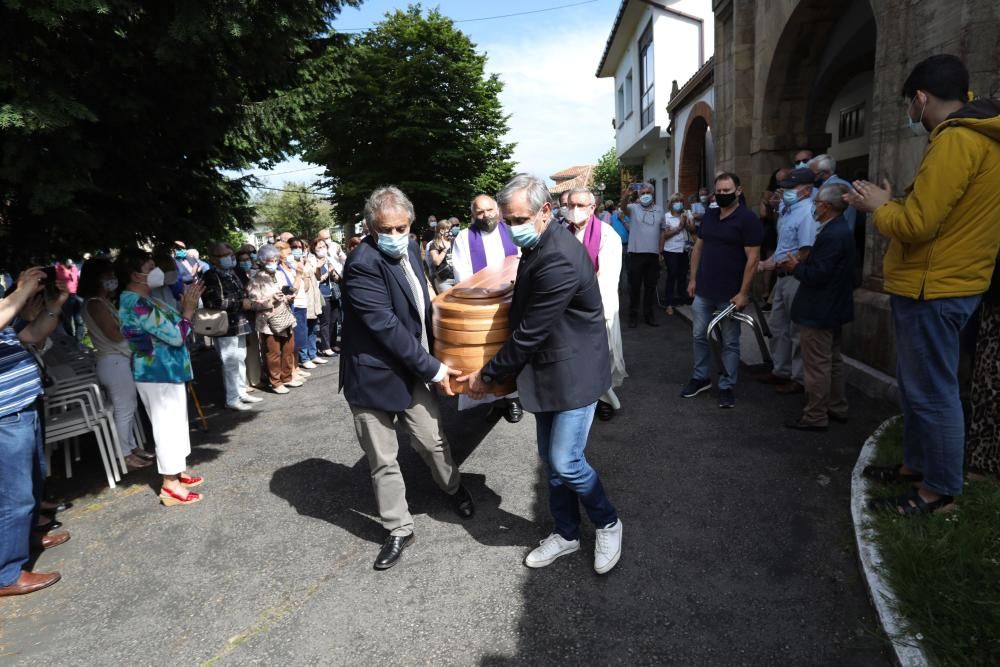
[696,204,763,302]
[773,196,817,263]
[0,325,43,417]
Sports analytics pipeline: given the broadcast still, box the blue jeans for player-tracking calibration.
[293,307,315,364]
[535,403,618,540]
[691,295,741,390]
[892,294,981,496]
[0,407,44,586]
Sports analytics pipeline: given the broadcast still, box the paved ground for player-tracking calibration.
[1,314,894,665]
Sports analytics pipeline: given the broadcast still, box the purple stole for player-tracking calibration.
[468,221,518,273]
[569,215,602,272]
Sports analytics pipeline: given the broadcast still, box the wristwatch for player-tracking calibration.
[481,372,495,385]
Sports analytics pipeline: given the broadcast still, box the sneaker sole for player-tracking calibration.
[718,401,735,409]
[524,543,581,569]
[681,384,712,398]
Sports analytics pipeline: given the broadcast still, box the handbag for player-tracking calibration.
[192,272,229,337]
[266,299,295,336]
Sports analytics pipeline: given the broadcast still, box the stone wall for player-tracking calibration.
[712,0,1000,377]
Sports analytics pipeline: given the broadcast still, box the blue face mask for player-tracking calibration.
[509,221,540,249]
[250,252,258,261]
[175,249,187,259]
[264,262,277,273]
[377,233,409,259]
[291,249,304,259]
[782,189,800,206]
[639,194,653,206]
[219,255,236,269]
[450,226,460,236]
[671,203,684,212]
[238,260,252,271]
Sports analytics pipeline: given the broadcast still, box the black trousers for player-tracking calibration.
[627,252,660,317]
[661,251,689,306]
[317,294,341,350]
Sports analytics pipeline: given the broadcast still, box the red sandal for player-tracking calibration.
[159,486,202,507]
[178,473,203,488]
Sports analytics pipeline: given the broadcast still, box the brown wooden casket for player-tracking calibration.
[432,256,519,395]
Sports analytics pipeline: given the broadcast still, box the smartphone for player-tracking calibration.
[281,285,294,296]
[42,266,57,287]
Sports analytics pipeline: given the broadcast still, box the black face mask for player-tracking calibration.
[814,178,825,188]
[715,192,738,208]
[476,216,500,232]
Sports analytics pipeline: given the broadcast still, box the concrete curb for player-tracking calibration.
[850,416,930,667]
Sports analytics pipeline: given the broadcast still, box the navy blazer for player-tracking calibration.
[482,222,610,413]
[791,214,855,329]
[339,236,440,412]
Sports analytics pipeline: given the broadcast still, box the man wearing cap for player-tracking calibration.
[756,167,816,394]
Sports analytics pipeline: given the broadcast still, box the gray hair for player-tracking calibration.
[497,174,551,215]
[470,194,496,214]
[817,183,849,211]
[566,187,596,205]
[257,243,280,262]
[809,153,837,175]
[364,186,415,230]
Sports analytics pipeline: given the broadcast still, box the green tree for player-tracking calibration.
[254,183,334,241]
[0,0,359,269]
[592,147,622,205]
[303,5,515,236]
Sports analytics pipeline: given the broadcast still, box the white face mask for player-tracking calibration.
[566,207,589,225]
[145,267,165,289]
[907,96,928,136]
[315,248,328,258]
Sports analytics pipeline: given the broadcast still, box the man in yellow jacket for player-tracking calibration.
[847,54,1000,516]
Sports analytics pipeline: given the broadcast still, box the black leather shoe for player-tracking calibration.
[504,398,523,424]
[828,412,849,423]
[628,314,638,328]
[784,419,827,432]
[644,315,659,327]
[374,533,414,570]
[448,485,475,519]
[596,401,614,421]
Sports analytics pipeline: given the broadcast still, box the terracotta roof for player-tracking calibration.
[667,55,714,113]
[548,165,595,194]
[550,165,593,181]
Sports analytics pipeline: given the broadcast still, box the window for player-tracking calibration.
[616,84,625,126]
[638,22,654,128]
[625,70,634,117]
[839,102,866,142]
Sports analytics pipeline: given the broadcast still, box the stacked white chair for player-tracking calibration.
[41,337,128,489]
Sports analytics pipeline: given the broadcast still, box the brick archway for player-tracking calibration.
[678,101,713,197]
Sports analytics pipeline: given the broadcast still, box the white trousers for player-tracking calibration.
[135,382,191,475]
[96,354,138,454]
[215,335,248,406]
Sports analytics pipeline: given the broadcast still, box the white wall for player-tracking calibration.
[610,1,716,165]
[670,86,715,189]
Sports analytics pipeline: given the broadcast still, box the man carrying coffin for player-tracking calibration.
[460,175,623,575]
[451,194,523,423]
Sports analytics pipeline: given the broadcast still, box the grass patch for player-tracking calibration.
[868,419,1000,666]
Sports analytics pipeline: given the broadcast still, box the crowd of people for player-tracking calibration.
[1,54,997,594]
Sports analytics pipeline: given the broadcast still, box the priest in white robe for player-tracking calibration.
[451,194,523,422]
[564,187,628,421]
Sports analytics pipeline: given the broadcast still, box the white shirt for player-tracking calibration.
[451,225,520,282]
[662,214,689,253]
[573,220,622,322]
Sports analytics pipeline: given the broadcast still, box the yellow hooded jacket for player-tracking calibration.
[873,99,1000,299]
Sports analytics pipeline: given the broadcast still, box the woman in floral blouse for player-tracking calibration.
[115,248,205,506]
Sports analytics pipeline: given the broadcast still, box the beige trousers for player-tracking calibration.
[799,325,849,426]
[350,382,461,536]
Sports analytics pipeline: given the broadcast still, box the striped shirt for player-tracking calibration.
[0,325,43,417]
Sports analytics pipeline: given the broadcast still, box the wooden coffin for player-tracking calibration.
[432,255,519,395]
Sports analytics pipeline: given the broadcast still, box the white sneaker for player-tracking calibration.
[594,519,622,574]
[285,380,304,388]
[272,385,290,394]
[300,361,317,369]
[226,401,251,411]
[524,533,580,569]
[297,369,312,377]
[311,357,328,365]
[240,394,263,403]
